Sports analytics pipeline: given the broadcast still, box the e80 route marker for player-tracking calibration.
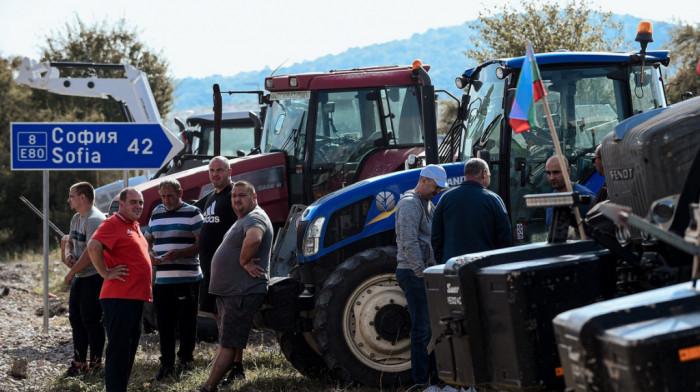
[11,122,183,170]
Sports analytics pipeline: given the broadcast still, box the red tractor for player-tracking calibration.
[112,61,440,227]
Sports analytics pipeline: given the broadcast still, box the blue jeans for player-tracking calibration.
[396,268,438,385]
[101,299,143,392]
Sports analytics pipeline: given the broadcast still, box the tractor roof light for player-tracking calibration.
[289,76,298,87]
[412,59,423,70]
[495,67,506,79]
[265,78,273,89]
[455,76,468,89]
[635,21,654,53]
[524,192,591,209]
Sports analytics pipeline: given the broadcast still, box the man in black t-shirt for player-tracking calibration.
[195,156,237,319]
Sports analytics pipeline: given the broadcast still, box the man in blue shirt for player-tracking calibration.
[544,155,595,228]
[432,158,512,264]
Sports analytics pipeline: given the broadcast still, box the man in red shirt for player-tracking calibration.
[87,187,152,392]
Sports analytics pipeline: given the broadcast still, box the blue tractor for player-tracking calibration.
[259,24,673,387]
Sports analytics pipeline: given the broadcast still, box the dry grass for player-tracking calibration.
[12,251,405,392]
[46,330,397,392]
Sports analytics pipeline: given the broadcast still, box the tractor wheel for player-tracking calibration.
[278,331,332,379]
[314,246,413,387]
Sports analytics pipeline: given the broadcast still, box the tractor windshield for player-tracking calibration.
[261,92,311,158]
[460,61,667,243]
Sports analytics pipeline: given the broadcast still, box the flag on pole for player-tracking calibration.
[509,41,547,134]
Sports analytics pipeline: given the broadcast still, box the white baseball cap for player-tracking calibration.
[420,165,448,188]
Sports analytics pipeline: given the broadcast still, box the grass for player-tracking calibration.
[12,255,398,392]
[46,330,398,392]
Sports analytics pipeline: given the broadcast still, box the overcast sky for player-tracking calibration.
[1,0,697,79]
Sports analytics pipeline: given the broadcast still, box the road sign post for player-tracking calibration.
[10,122,183,333]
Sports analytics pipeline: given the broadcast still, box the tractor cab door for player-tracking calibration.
[261,93,310,206]
[458,63,508,201]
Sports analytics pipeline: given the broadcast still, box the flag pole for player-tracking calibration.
[511,41,587,239]
[538,69,587,240]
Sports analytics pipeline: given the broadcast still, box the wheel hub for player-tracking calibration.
[343,273,411,371]
[373,303,410,342]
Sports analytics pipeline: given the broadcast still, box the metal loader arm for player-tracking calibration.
[16,57,162,123]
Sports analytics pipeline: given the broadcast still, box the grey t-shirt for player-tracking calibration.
[209,206,273,296]
[70,206,106,278]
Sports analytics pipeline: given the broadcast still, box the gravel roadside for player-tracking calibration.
[0,261,73,392]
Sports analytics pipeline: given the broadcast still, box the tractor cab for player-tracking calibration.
[448,49,669,243]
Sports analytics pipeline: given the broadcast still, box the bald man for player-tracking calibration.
[544,155,595,227]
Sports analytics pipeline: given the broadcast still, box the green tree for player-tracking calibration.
[39,16,174,121]
[466,0,626,63]
[438,0,627,139]
[664,22,700,103]
[0,57,38,253]
[0,17,174,252]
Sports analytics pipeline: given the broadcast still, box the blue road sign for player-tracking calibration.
[11,123,184,170]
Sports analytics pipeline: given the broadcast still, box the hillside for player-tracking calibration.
[172,14,675,113]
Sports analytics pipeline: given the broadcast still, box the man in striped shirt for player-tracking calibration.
[145,179,204,381]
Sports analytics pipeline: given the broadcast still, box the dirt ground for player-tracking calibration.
[0,261,74,391]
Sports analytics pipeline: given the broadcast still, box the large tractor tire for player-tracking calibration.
[278,330,332,379]
[275,266,332,379]
[314,246,413,387]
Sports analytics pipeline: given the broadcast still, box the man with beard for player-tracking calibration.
[195,181,273,392]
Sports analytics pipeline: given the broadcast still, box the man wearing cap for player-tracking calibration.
[432,158,512,265]
[395,164,447,390]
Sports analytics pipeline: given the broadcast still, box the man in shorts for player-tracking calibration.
[195,181,273,392]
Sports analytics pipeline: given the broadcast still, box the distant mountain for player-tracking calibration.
[172,14,675,113]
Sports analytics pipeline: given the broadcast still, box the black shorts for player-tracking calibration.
[216,293,265,349]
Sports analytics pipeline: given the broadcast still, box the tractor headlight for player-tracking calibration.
[303,217,325,256]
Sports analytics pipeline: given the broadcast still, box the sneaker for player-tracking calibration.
[176,360,194,377]
[405,384,429,392]
[220,363,245,385]
[62,360,88,378]
[151,366,177,382]
[87,361,104,376]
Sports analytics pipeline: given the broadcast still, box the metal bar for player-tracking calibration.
[49,61,125,71]
[19,196,65,238]
[625,213,700,258]
[601,203,700,258]
[42,171,49,334]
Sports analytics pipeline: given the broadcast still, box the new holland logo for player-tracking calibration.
[375,191,396,212]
